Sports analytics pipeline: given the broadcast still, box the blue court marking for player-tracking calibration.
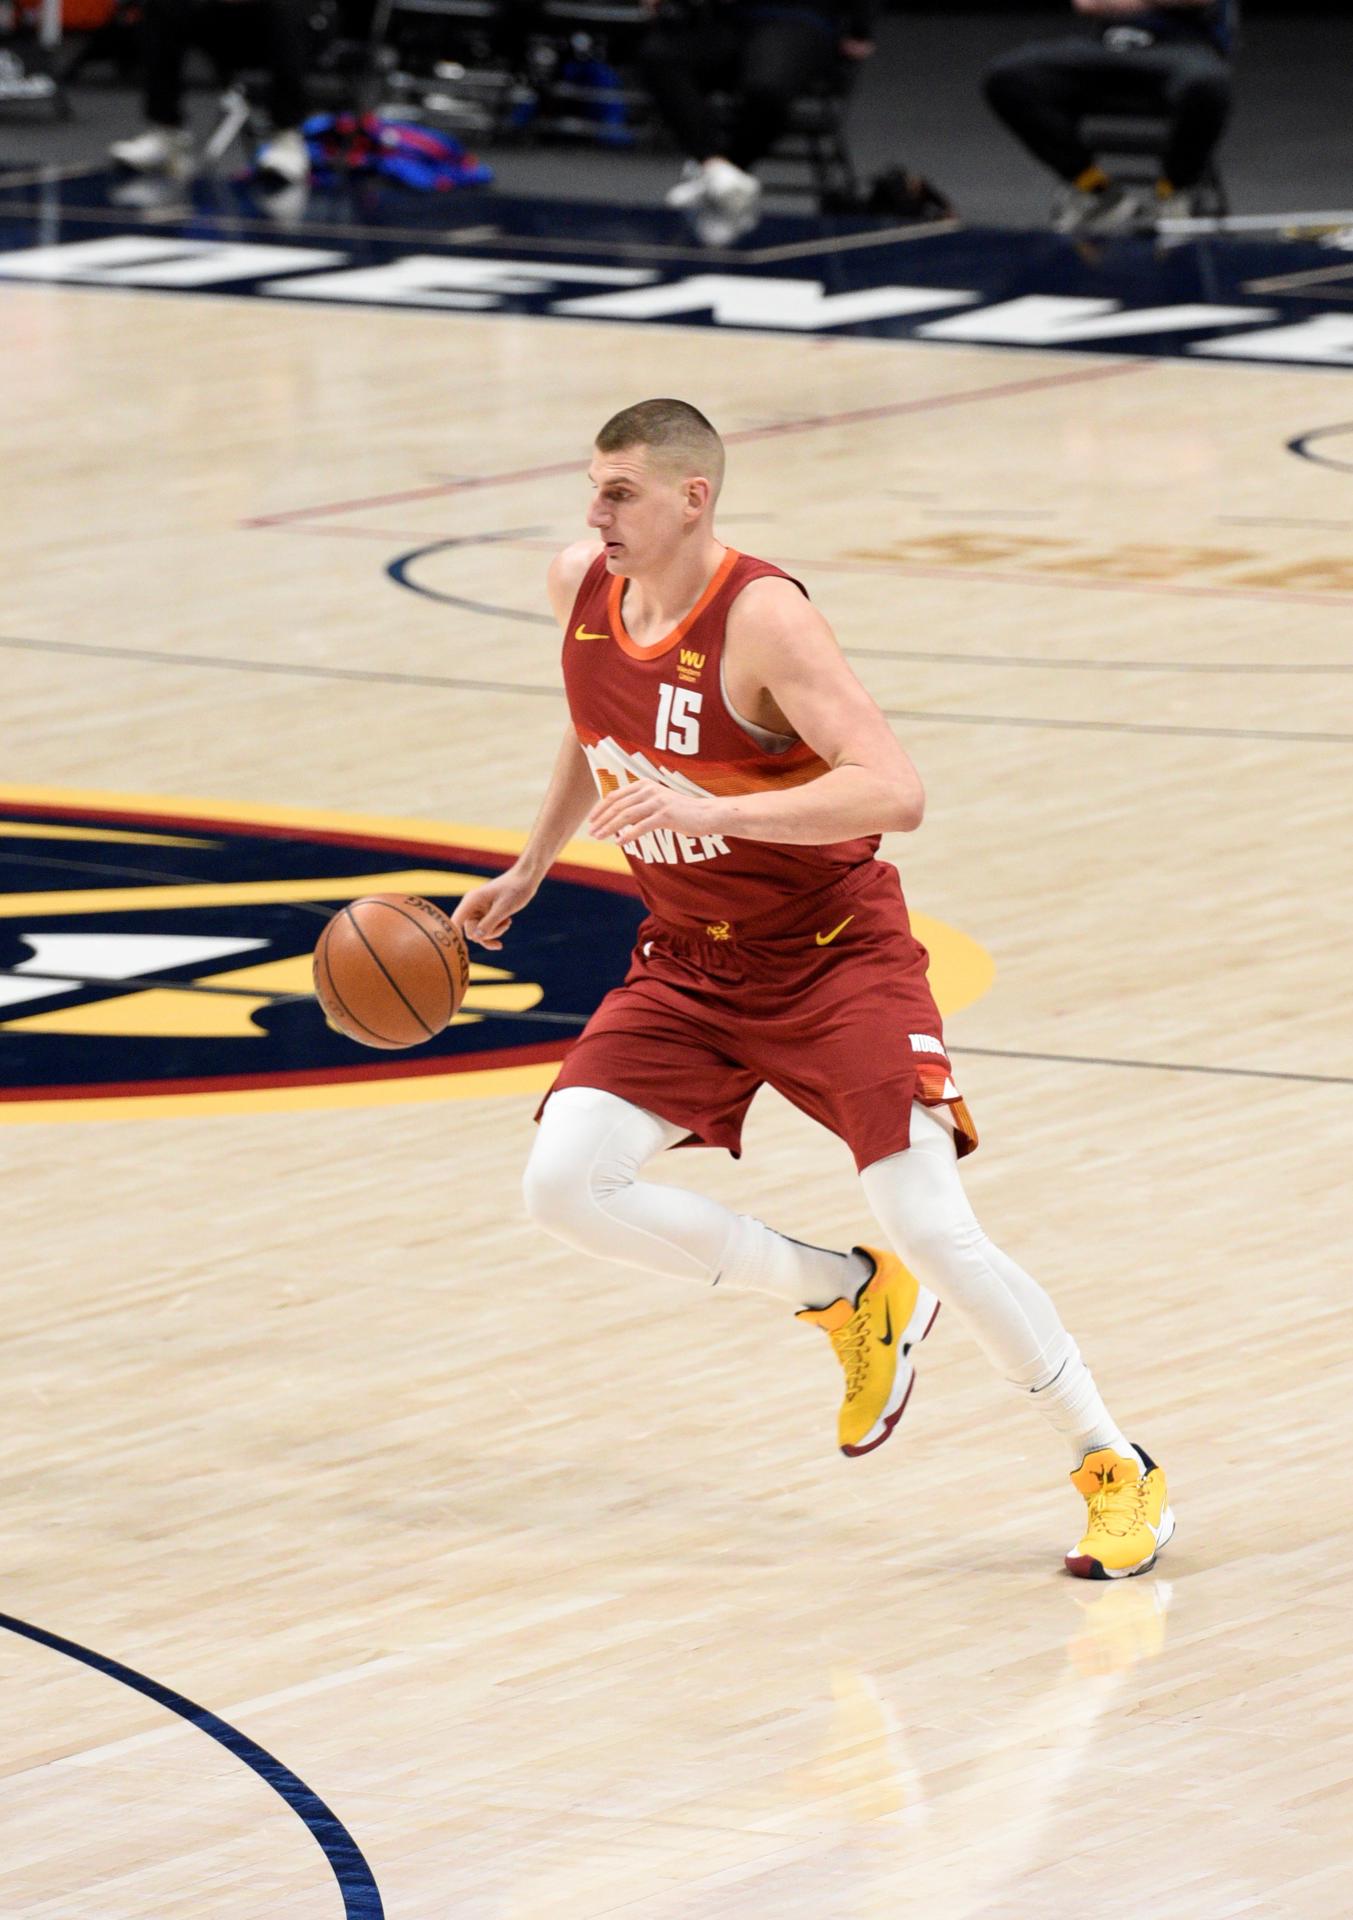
[1287,422,1353,473]
[0,1610,385,1920]
[387,531,556,626]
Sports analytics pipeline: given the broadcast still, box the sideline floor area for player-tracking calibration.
[4,166,1353,372]
[0,9,1350,226]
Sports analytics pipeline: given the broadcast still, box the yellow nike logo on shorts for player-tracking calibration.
[815,915,855,946]
[574,624,609,641]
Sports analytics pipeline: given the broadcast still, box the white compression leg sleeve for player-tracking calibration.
[859,1104,1135,1463]
[524,1086,867,1309]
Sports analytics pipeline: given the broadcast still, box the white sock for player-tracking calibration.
[860,1104,1139,1467]
[525,1086,864,1310]
[716,1213,870,1310]
[1018,1347,1139,1469]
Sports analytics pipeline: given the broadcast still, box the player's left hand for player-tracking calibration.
[588,779,725,845]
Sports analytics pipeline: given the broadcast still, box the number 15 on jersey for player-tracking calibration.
[655,683,703,755]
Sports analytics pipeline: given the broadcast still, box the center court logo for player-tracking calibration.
[0,787,645,1123]
[0,787,995,1122]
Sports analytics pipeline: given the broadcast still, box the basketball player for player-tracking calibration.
[452,399,1172,1580]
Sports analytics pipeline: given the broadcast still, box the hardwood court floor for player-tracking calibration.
[4,281,1353,1919]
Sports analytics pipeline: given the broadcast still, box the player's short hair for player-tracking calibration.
[595,398,725,498]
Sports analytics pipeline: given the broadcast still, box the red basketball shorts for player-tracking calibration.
[541,860,977,1173]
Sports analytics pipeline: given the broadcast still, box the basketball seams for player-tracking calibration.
[314,927,403,1049]
[361,898,459,1029]
[402,895,470,1002]
[373,896,462,1021]
[317,928,401,1048]
[312,892,468,1049]
[342,904,438,1039]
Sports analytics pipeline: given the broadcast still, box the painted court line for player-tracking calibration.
[242,359,1152,530]
[5,631,1348,734]
[791,554,1353,611]
[748,216,961,265]
[256,512,1353,615]
[848,642,1353,675]
[883,705,1353,745]
[0,1610,384,1920]
[953,1043,1353,1089]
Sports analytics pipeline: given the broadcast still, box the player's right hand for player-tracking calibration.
[451,866,539,951]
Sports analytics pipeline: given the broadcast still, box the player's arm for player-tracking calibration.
[453,543,601,949]
[718,580,923,842]
[589,578,923,848]
[513,540,608,878]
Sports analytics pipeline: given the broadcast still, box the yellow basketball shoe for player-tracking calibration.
[796,1246,940,1458]
[1066,1444,1175,1580]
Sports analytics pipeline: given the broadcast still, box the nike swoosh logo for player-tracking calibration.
[574,624,609,642]
[815,915,854,946]
[878,1302,894,1346]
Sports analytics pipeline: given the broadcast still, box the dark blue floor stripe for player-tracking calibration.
[1288,422,1353,473]
[0,1611,384,1919]
[386,530,557,627]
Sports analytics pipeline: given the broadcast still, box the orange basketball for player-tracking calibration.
[313,894,470,1049]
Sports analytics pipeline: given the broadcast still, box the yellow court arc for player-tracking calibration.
[911,911,996,1019]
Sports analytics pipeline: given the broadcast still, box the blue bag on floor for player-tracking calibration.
[298,113,493,189]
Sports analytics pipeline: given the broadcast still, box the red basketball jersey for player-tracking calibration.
[564,548,881,933]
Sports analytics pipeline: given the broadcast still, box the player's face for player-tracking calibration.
[586,447,689,575]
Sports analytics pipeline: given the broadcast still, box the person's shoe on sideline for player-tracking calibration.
[109,124,193,176]
[1052,166,1139,236]
[255,127,310,187]
[665,159,709,208]
[665,155,761,221]
[703,155,761,218]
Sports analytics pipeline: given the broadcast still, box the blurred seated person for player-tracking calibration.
[984,0,1234,234]
[110,0,312,183]
[639,0,875,227]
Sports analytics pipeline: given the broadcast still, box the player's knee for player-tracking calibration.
[521,1138,640,1247]
[521,1144,590,1241]
[526,1086,659,1244]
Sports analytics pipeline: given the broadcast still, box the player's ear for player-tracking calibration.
[684,476,712,518]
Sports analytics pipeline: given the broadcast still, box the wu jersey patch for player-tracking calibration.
[0,787,643,1123]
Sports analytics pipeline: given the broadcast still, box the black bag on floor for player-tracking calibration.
[864,167,954,220]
